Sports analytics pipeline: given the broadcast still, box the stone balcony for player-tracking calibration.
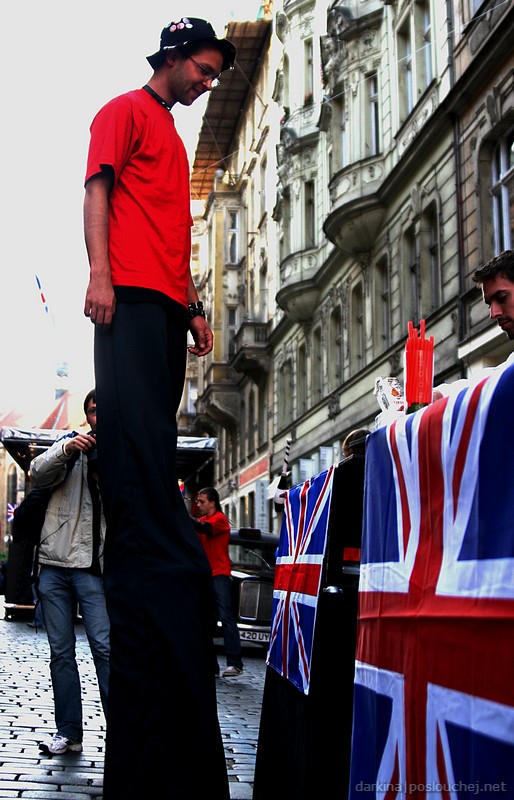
[324,155,386,254]
[231,320,270,382]
[276,250,321,322]
[197,362,239,431]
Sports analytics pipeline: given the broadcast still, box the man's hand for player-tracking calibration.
[63,433,96,457]
[188,316,214,357]
[84,275,116,328]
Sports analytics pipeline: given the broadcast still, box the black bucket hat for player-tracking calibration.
[147,17,236,72]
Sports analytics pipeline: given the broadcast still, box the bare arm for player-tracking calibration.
[83,171,116,328]
[187,272,213,357]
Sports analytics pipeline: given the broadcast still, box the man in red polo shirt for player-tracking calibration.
[193,488,244,677]
[82,17,236,800]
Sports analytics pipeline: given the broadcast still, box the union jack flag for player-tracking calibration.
[267,465,335,694]
[7,503,18,523]
[349,362,514,799]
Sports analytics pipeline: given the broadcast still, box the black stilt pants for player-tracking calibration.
[94,300,229,800]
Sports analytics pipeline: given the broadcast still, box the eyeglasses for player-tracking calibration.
[187,55,221,88]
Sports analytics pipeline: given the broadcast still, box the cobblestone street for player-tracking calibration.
[0,599,266,799]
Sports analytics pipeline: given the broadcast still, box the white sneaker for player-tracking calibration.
[222,665,243,677]
[39,734,83,755]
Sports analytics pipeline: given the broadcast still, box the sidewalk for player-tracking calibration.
[0,599,266,799]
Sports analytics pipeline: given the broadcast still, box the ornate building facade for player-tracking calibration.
[191,19,282,528]
[192,0,513,532]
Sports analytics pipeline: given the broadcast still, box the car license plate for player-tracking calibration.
[240,630,270,643]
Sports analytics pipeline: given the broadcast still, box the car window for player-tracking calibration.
[229,543,276,571]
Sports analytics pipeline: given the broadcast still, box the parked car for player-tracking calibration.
[220,527,278,646]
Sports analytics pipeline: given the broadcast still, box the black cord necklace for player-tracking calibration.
[142,84,172,112]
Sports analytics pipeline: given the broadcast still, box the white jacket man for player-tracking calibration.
[29,389,110,757]
[31,434,106,568]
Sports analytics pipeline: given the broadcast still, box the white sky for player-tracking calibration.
[1,1,259,422]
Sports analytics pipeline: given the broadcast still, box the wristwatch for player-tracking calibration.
[188,301,206,319]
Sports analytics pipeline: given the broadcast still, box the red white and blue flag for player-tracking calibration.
[7,503,18,523]
[267,465,335,695]
[349,363,514,799]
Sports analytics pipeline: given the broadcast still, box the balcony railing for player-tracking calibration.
[231,321,270,381]
[276,250,320,322]
[325,155,386,253]
[197,362,239,429]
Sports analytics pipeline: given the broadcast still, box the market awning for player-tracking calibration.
[1,427,67,474]
[1,427,217,482]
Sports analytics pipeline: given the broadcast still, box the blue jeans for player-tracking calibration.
[213,575,243,669]
[38,566,110,741]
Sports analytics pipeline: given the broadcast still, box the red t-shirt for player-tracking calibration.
[85,89,192,307]
[197,511,232,577]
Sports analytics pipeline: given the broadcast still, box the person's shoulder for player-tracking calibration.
[94,89,146,119]
[117,88,150,107]
[213,510,230,528]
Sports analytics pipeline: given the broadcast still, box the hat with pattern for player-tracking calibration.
[147,17,236,72]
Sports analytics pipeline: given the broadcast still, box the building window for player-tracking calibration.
[328,305,342,389]
[283,54,290,110]
[397,1,433,124]
[259,261,268,321]
[296,457,314,485]
[280,189,291,264]
[222,429,229,476]
[397,18,413,121]
[297,343,307,415]
[312,326,323,403]
[375,256,390,355]
[417,0,433,90]
[366,72,380,157]
[228,211,239,264]
[304,180,315,249]
[333,96,348,171]
[258,384,267,446]
[240,399,247,460]
[248,389,256,457]
[278,359,294,429]
[420,201,440,314]
[227,307,238,359]
[470,0,480,11]
[248,239,256,318]
[403,225,420,325]
[185,379,198,415]
[260,157,267,220]
[304,39,314,105]
[240,494,254,527]
[248,492,255,528]
[340,96,348,168]
[492,129,514,252]
[231,432,238,472]
[350,283,364,373]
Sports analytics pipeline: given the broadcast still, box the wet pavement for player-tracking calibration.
[0,598,266,799]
